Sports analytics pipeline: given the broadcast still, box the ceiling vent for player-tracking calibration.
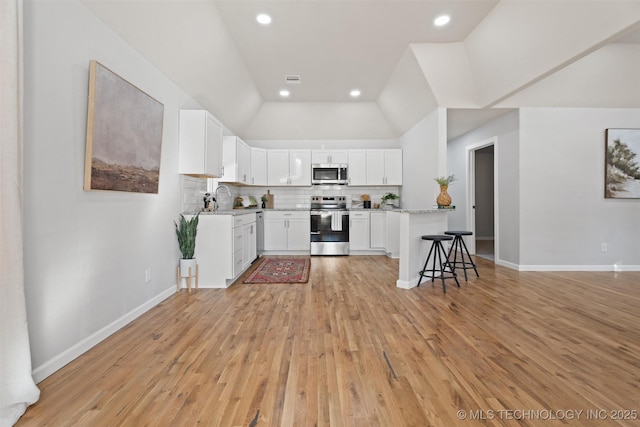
[285,75,301,84]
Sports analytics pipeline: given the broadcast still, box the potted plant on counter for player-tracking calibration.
[381,192,399,208]
[175,213,199,291]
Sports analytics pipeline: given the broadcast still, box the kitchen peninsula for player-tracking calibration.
[189,206,452,290]
[393,208,452,289]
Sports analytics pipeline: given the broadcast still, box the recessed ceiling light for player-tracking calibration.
[434,15,450,27]
[350,89,361,98]
[256,14,272,25]
[279,89,290,97]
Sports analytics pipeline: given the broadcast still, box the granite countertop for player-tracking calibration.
[349,207,452,213]
[394,208,450,213]
[190,207,451,216]
[191,208,311,216]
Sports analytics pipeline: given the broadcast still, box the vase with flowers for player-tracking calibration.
[434,175,456,207]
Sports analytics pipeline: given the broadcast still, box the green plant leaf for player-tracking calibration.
[174,213,199,259]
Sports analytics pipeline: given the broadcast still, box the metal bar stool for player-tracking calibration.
[444,231,479,281]
[417,235,460,293]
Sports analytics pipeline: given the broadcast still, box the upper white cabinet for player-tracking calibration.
[348,149,367,186]
[366,149,402,185]
[250,147,267,186]
[267,150,290,185]
[311,150,349,164]
[267,149,311,186]
[179,110,223,178]
[220,136,251,185]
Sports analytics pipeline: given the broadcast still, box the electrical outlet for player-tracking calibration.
[145,268,152,282]
[601,243,607,253]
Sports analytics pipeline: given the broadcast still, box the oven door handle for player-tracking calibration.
[310,231,321,235]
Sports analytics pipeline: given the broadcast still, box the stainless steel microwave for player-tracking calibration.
[311,164,348,185]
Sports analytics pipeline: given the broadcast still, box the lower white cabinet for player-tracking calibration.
[194,213,256,287]
[234,214,257,277]
[386,211,400,257]
[349,211,370,250]
[370,211,387,249]
[263,211,310,251]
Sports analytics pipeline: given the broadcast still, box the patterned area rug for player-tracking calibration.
[243,257,311,284]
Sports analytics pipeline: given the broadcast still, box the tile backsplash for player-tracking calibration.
[181,176,400,212]
[239,186,400,209]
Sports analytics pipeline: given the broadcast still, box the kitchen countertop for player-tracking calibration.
[189,207,451,216]
[349,208,451,213]
[190,208,310,216]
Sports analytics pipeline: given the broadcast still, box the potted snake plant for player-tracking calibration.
[175,213,199,285]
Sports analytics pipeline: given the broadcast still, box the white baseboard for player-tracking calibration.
[396,278,417,289]
[32,287,176,383]
[517,264,640,272]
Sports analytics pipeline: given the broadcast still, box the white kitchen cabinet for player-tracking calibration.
[267,150,311,186]
[349,211,370,250]
[250,147,267,186]
[267,150,290,186]
[386,211,400,258]
[311,150,348,164]
[263,211,310,251]
[220,136,251,185]
[366,149,402,185]
[193,213,256,288]
[290,150,311,186]
[237,222,257,273]
[370,211,387,249]
[232,213,257,277]
[179,110,223,177]
[348,149,367,186]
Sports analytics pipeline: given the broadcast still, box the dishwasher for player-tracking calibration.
[256,211,264,255]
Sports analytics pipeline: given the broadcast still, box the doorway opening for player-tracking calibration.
[466,137,498,262]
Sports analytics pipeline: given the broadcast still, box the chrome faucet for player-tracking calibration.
[214,185,232,210]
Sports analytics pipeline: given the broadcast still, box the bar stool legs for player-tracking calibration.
[445,231,479,281]
[417,235,460,293]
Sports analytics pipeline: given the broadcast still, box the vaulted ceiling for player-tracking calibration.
[82,0,640,140]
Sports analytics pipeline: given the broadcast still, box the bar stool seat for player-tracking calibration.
[444,231,479,281]
[417,235,460,293]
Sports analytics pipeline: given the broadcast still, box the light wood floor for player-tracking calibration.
[18,256,640,426]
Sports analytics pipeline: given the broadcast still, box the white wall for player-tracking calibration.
[519,108,640,270]
[447,110,520,266]
[22,0,200,381]
[400,108,447,209]
[448,107,640,270]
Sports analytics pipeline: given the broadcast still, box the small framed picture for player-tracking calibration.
[605,128,640,199]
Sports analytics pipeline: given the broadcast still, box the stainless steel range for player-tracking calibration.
[310,196,349,256]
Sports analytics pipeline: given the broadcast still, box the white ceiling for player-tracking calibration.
[214,0,498,102]
[82,0,640,140]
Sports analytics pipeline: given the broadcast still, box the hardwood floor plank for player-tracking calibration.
[17,256,640,426]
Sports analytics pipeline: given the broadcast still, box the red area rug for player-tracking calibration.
[243,257,310,284]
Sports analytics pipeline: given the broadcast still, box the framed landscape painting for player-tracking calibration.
[84,60,164,193]
[605,128,640,199]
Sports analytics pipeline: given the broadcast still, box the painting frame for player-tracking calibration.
[605,128,640,199]
[84,60,164,194]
